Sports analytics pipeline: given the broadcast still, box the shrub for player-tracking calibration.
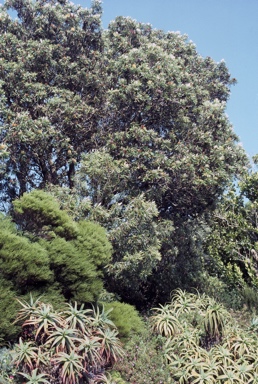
[114,327,172,384]
[0,191,112,340]
[103,302,145,341]
[0,346,17,383]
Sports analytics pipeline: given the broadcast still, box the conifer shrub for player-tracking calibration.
[13,190,79,240]
[0,282,19,341]
[0,191,112,341]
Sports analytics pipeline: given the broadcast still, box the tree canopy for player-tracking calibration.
[0,0,247,204]
[0,0,251,306]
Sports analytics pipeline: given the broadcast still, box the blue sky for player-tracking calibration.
[82,0,258,160]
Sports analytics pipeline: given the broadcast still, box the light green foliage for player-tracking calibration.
[0,213,16,234]
[85,17,247,305]
[0,229,53,289]
[103,302,145,341]
[115,327,172,384]
[151,304,181,337]
[204,171,258,309]
[19,369,50,384]
[73,170,174,303]
[0,281,20,340]
[75,220,112,268]
[13,190,78,240]
[102,21,247,216]
[102,194,170,304]
[0,191,112,340]
[43,236,103,303]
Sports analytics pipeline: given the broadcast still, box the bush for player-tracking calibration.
[0,191,112,340]
[0,346,16,384]
[241,285,258,310]
[0,282,21,341]
[114,327,172,384]
[103,302,145,341]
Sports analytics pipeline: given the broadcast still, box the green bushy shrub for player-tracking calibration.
[103,302,145,341]
[198,272,258,311]
[0,282,21,341]
[0,191,112,341]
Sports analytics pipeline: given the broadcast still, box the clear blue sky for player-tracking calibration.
[81,0,258,160]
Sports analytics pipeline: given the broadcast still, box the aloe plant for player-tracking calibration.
[77,334,102,369]
[97,328,124,365]
[52,351,84,384]
[44,326,82,353]
[13,338,39,371]
[236,361,254,382]
[90,305,116,331]
[249,316,258,331]
[191,366,217,384]
[63,302,93,334]
[151,304,181,337]
[171,289,197,315]
[11,296,125,381]
[203,300,227,341]
[24,303,63,340]
[14,294,43,324]
[19,368,50,384]
[229,333,254,359]
[217,366,244,383]
[211,345,234,367]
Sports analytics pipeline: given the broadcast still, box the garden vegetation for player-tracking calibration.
[0,0,258,382]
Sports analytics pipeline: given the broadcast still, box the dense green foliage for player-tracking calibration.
[102,302,145,341]
[0,0,103,202]
[114,329,172,384]
[204,170,258,308]
[0,0,249,306]
[0,191,111,340]
[1,0,258,381]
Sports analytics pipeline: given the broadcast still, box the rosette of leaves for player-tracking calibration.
[11,297,124,383]
[203,299,227,344]
[151,304,181,337]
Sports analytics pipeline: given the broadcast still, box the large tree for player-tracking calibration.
[0,0,104,203]
[74,17,248,304]
[0,0,248,305]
